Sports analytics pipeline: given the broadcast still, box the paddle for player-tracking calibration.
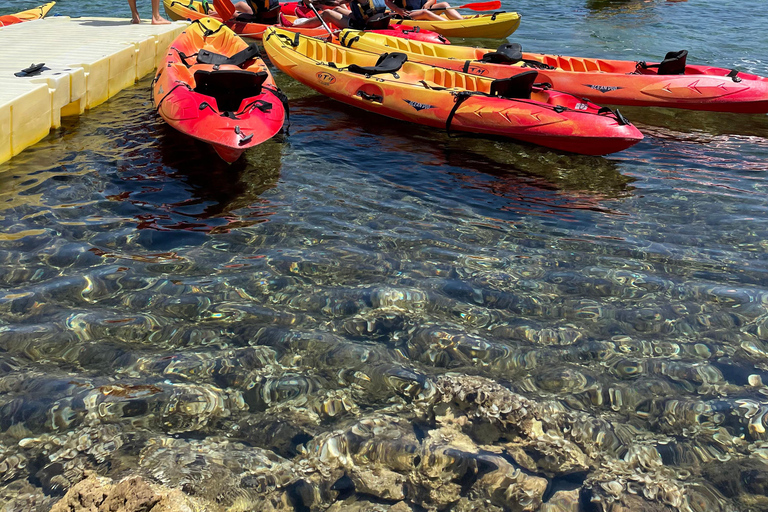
[304,0,335,37]
[212,0,236,21]
[429,0,500,10]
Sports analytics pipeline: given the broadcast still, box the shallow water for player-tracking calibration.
[2,0,768,511]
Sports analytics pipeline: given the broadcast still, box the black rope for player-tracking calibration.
[340,32,360,48]
[154,83,193,113]
[235,99,273,116]
[265,30,300,47]
[446,91,474,137]
[170,46,199,67]
[189,19,225,37]
[263,85,291,136]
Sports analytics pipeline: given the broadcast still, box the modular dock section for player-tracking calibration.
[0,17,188,165]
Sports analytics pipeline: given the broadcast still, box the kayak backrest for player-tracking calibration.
[656,50,688,75]
[480,43,523,64]
[490,70,537,99]
[194,69,268,112]
[348,52,408,76]
[197,42,260,67]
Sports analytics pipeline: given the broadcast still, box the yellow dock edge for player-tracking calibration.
[0,17,189,165]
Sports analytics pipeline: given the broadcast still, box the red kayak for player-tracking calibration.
[279,1,450,44]
[153,18,286,162]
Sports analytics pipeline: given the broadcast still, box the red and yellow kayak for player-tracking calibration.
[154,18,286,162]
[0,1,54,27]
[263,27,643,155]
[339,31,768,113]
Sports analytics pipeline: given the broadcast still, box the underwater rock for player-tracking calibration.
[138,437,296,508]
[702,456,768,511]
[349,468,406,500]
[49,473,209,512]
[539,489,581,512]
[0,478,54,512]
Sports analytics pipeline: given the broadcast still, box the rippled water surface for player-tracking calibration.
[2,0,768,511]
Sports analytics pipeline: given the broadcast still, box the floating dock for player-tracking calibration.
[0,16,188,165]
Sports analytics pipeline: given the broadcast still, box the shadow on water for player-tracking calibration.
[286,93,634,206]
[584,0,654,13]
[0,80,284,241]
[617,106,768,139]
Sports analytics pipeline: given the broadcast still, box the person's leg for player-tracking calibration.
[292,9,348,27]
[289,15,322,26]
[408,8,446,20]
[128,0,141,23]
[151,0,171,23]
[322,9,350,27]
[234,1,255,13]
[431,1,461,19]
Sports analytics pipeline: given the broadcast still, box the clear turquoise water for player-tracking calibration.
[1,0,768,510]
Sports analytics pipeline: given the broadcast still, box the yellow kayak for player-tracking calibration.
[393,11,520,39]
[0,2,55,25]
[163,0,212,21]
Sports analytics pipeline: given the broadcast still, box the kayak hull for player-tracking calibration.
[394,12,520,39]
[341,31,768,113]
[153,17,286,163]
[264,27,643,155]
[0,1,55,26]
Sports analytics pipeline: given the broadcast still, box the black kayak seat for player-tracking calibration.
[490,70,538,100]
[481,42,523,64]
[194,69,268,112]
[656,50,688,75]
[197,42,260,67]
[348,52,408,76]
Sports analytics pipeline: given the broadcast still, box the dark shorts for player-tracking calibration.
[405,0,427,9]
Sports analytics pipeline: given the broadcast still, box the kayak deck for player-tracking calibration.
[265,27,642,155]
[341,31,768,113]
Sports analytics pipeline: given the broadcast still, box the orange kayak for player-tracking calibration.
[264,27,643,155]
[0,1,55,27]
[340,31,768,113]
[153,18,287,162]
[163,0,330,39]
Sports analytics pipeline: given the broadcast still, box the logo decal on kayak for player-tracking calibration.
[585,84,622,93]
[467,66,488,76]
[317,72,336,85]
[404,99,435,111]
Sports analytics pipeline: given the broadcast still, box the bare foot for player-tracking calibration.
[151,16,172,24]
[131,16,141,23]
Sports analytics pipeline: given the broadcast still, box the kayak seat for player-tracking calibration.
[348,52,408,76]
[480,43,555,70]
[194,69,268,112]
[656,50,688,75]
[197,42,260,67]
[481,42,523,64]
[490,70,538,100]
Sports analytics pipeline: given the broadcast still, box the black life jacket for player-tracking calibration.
[350,0,387,23]
[391,0,426,9]
[246,0,279,16]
